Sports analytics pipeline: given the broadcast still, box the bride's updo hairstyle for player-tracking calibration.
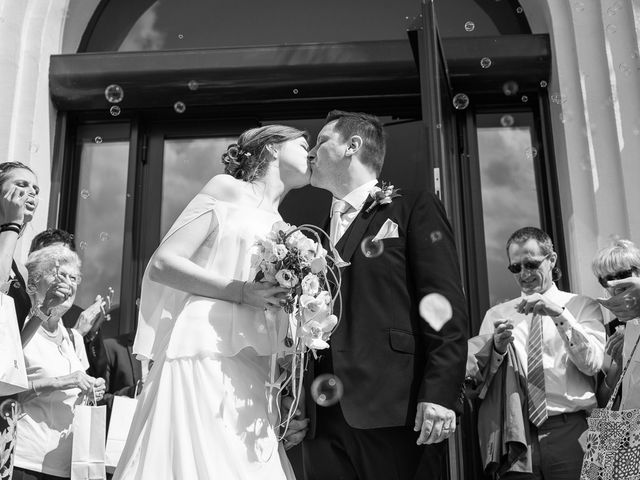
[222,125,307,182]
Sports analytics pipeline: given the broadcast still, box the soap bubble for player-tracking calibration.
[360,236,384,258]
[79,241,88,250]
[464,21,475,32]
[178,34,184,39]
[480,57,492,69]
[80,189,91,199]
[521,95,528,103]
[174,101,186,114]
[430,230,443,243]
[502,81,519,96]
[452,93,470,110]
[188,80,199,91]
[516,6,523,13]
[540,80,548,88]
[606,24,617,34]
[525,147,538,160]
[310,374,344,407]
[293,88,299,94]
[551,93,567,104]
[104,84,124,104]
[99,232,110,242]
[419,293,453,331]
[500,115,515,127]
[94,136,102,144]
[110,105,121,116]
[0,398,21,418]
[30,142,39,153]
[574,1,585,12]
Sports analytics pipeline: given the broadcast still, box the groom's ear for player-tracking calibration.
[345,135,363,157]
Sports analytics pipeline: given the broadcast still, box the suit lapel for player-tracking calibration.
[337,197,377,263]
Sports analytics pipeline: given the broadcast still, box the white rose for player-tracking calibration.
[301,274,320,296]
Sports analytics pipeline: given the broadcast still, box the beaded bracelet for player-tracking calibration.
[0,222,21,234]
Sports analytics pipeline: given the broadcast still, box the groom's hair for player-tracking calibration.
[325,110,386,175]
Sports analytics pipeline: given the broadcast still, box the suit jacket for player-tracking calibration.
[101,332,142,412]
[307,189,468,432]
[468,335,531,476]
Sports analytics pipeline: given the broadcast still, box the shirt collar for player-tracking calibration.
[519,282,560,301]
[332,179,378,213]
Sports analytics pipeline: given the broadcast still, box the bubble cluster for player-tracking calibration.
[360,236,384,258]
[550,93,567,104]
[500,115,515,127]
[104,84,124,104]
[310,374,344,407]
[502,81,519,97]
[80,189,91,199]
[110,106,121,117]
[419,293,453,331]
[452,93,470,110]
[464,21,475,32]
[174,101,186,114]
[480,57,492,69]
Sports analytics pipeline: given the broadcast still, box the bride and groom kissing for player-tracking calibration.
[113,110,469,480]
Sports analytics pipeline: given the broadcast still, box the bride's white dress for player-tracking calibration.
[114,194,295,480]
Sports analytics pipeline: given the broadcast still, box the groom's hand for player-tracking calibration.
[414,402,456,445]
[281,395,309,450]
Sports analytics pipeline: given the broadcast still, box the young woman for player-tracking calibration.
[115,125,310,479]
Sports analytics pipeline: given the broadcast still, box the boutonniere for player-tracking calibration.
[365,182,402,214]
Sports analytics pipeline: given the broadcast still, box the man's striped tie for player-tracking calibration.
[527,314,548,427]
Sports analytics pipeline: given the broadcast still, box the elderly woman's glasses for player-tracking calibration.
[507,254,551,274]
[598,268,637,288]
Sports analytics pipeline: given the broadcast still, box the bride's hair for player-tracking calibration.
[222,125,307,181]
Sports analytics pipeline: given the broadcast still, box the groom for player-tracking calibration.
[297,110,469,479]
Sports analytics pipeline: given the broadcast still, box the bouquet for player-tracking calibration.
[252,221,345,437]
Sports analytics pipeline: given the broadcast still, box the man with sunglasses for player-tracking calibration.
[475,227,605,479]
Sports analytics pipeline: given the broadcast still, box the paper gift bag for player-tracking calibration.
[71,403,107,480]
[0,293,28,396]
[105,396,138,473]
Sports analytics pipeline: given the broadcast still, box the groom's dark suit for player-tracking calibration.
[303,188,468,480]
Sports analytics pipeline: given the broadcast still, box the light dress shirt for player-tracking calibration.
[620,318,640,409]
[479,284,605,415]
[329,179,378,244]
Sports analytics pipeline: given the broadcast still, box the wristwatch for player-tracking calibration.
[30,304,53,322]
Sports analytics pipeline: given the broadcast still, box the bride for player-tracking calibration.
[114,125,310,479]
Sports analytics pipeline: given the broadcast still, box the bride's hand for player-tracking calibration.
[242,282,289,310]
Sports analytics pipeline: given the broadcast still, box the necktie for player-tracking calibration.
[527,314,548,427]
[330,199,351,245]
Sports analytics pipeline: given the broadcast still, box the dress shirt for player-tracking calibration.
[621,318,640,409]
[479,284,605,415]
[329,179,378,244]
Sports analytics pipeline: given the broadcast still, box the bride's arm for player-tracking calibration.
[149,192,286,309]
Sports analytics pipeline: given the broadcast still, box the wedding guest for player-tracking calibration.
[476,226,605,479]
[29,228,109,379]
[13,245,106,480]
[592,239,640,409]
[0,161,40,479]
[101,328,143,426]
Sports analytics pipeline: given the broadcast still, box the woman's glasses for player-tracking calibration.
[507,254,550,274]
[598,268,637,288]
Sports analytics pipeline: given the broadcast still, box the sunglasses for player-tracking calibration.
[598,268,636,288]
[507,254,550,274]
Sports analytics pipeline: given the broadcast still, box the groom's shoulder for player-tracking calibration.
[392,188,441,209]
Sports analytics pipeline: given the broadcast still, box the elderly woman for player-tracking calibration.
[593,239,640,409]
[12,245,106,480]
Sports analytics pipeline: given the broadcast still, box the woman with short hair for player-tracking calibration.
[12,245,106,480]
